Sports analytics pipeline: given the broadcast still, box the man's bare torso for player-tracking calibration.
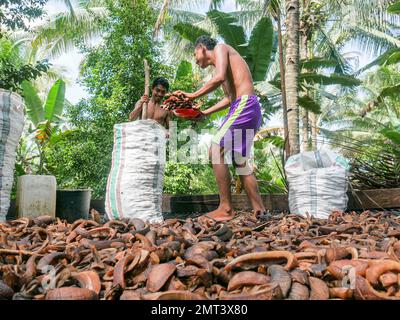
[146,101,169,127]
[218,44,255,102]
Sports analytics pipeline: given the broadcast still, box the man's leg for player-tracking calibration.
[239,173,266,213]
[234,157,266,214]
[199,143,234,222]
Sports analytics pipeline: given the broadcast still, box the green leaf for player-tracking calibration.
[21,80,44,126]
[355,48,400,75]
[388,1,400,13]
[378,84,400,100]
[44,79,66,122]
[206,10,246,55]
[175,60,193,81]
[14,162,26,176]
[247,17,274,82]
[49,129,74,145]
[298,96,322,114]
[209,0,224,10]
[300,73,362,87]
[300,58,338,70]
[271,73,361,89]
[209,108,227,122]
[259,136,285,149]
[380,128,400,145]
[173,23,211,43]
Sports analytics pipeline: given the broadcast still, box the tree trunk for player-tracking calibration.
[285,0,300,156]
[301,108,309,151]
[300,18,309,152]
[277,11,290,159]
[310,111,317,149]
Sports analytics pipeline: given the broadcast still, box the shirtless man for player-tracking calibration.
[174,36,267,223]
[129,77,172,130]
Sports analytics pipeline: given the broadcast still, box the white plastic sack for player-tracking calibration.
[105,120,166,223]
[285,149,350,219]
[0,90,25,221]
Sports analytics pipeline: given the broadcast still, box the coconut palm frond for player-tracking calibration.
[154,0,170,38]
[32,7,108,58]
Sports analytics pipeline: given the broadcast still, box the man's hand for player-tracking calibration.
[139,94,150,104]
[128,110,136,121]
[192,111,206,122]
[172,90,196,100]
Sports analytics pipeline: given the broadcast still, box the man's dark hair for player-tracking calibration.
[195,35,217,50]
[152,77,169,91]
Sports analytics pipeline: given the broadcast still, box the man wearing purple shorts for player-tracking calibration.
[174,35,266,223]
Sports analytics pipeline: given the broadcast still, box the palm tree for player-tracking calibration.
[31,0,108,58]
[285,0,300,155]
[319,65,400,189]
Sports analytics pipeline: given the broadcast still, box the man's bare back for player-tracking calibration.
[218,44,255,101]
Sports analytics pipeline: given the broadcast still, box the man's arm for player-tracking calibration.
[129,95,149,121]
[182,45,229,100]
[202,97,230,116]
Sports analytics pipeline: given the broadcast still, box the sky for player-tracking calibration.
[41,0,371,117]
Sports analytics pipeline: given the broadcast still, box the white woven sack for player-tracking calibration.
[0,90,25,220]
[285,150,349,219]
[105,120,166,223]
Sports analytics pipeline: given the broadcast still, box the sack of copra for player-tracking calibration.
[285,149,350,219]
[105,120,166,223]
[0,90,25,221]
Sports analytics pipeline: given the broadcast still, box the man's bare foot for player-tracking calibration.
[198,207,235,226]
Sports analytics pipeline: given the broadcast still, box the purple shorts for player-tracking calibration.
[212,95,262,160]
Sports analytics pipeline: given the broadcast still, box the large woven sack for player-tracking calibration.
[285,149,350,219]
[105,120,166,223]
[0,89,25,220]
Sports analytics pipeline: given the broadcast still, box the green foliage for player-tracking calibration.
[300,73,362,87]
[388,1,400,13]
[355,48,400,75]
[300,58,338,70]
[31,0,108,58]
[163,162,218,195]
[174,11,276,83]
[207,10,247,56]
[44,79,66,122]
[298,96,322,114]
[20,79,66,174]
[0,0,47,32]
[247,17,274,81]
[173,23,210,43]
[0,37,50,93]
[21,80,44,125]
[321,65,400,189]
[253,142,287,194]
[45,0,169,198]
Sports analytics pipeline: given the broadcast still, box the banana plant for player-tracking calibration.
[21,79,66,174]
[174,10,276,82]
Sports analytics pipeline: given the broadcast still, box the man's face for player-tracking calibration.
[194,45,209,69]
[152,84,167,102]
